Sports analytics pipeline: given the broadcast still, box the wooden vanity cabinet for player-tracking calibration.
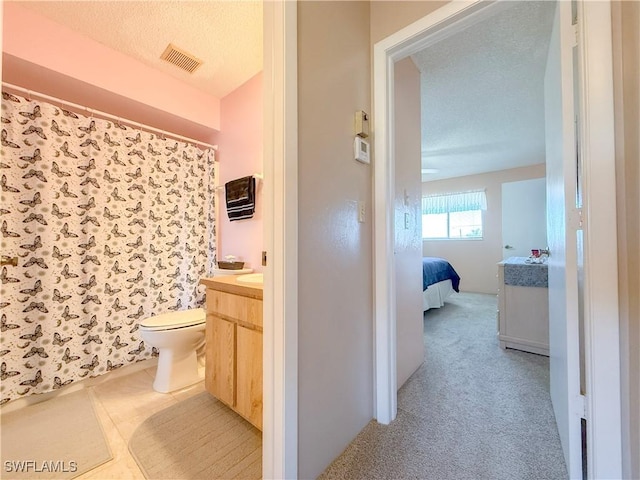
[203,281,263,430]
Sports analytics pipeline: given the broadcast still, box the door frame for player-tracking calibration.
[372,1,622,478]
[263,1,298,478]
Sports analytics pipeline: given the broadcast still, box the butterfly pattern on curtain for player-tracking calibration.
[0,91,216,405]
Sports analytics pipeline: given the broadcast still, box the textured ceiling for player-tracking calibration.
[18,0,263,99]
[412,1,556,181]
[16,0,552,181]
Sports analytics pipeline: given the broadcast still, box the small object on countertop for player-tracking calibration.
[216,261,245,270]
[525,255,547,264]
[217,255,244,270]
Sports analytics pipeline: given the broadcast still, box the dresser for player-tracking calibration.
[497,257,549,356]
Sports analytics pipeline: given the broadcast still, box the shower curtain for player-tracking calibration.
[0,91,216,405]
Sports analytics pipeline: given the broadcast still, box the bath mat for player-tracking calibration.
[0,389,112,479]
[129,392,261,480]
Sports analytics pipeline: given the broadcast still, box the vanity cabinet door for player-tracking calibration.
[236,325,263,430]
[206,315,235,407]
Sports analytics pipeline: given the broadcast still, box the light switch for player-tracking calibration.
[358,201,366,223]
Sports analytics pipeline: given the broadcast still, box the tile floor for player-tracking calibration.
[76,366,207,479]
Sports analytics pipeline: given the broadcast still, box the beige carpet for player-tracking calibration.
[319,293,567,480]
[0,389,112,479]
[129,392,261,480]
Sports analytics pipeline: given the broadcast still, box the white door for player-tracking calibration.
[544,2,582,477]
[502,178,547,259]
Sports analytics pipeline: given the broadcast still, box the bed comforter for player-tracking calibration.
[422,257,461,292]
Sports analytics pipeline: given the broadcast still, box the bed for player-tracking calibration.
[422,257,461,311]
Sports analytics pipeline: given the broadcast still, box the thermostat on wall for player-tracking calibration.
[354,137,370,164]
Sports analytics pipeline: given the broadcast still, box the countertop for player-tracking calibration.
[200,275,263,300]
[498,257,548,288]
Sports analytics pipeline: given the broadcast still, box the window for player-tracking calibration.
[422,190,486,240]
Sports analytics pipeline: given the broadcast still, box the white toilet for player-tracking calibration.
[139,308,206,393]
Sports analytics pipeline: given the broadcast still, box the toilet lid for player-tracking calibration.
[140,308,206,330]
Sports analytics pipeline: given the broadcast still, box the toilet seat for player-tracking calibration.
[139,308,206,331]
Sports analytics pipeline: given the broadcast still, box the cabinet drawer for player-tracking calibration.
[206,289,263,328]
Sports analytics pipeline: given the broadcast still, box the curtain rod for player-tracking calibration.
[2,82,218,151]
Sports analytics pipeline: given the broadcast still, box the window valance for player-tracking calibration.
[422,190,487,215]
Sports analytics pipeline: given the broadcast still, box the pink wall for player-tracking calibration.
[2,3,220,141]
[0,3,3,84]
[217,73,263,271]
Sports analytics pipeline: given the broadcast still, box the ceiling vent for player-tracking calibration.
[160,44,203,74]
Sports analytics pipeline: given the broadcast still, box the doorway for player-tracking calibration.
[408,6,558,471]
[373,1,621,478]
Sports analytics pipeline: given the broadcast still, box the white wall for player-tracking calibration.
[501,178,547,259]
[297,2,373,478]
[394,57,424,389]
[422,164,546,294]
